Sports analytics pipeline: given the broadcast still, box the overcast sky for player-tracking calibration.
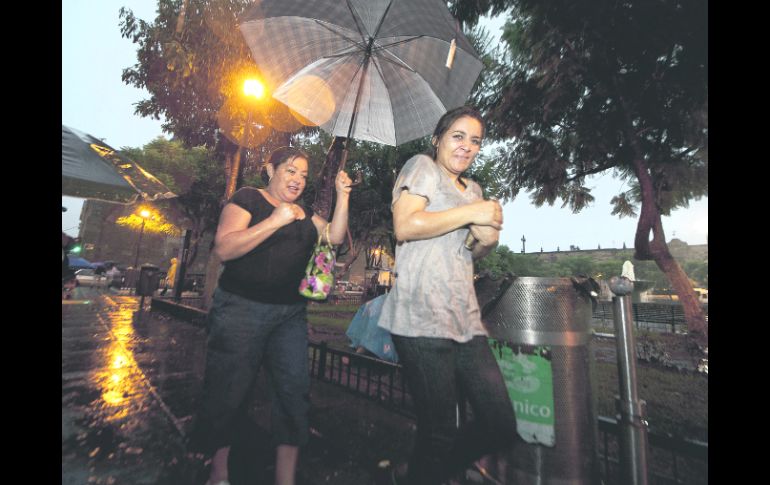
[63,0,707,252]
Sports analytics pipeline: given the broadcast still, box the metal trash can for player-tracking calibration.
[137,264,161,296]
[480,276,599,485]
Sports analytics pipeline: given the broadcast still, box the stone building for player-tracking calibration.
[77,200,212,276]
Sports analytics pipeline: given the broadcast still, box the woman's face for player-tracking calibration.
[434,116,483,177]
[267,156,309,203]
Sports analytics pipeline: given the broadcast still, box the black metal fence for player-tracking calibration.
[308,342,413,415]
[593,301,709,333]
[307,341,707,485]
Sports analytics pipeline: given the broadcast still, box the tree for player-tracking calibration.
[452,0,708,347]
[121,137,224,272]
[120,0,314,305]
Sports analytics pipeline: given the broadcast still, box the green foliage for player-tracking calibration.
[307,303,361,314]
[475,245,548,278]
[120,1,251,148]
[119,0,315,184]
[683,260,708,288]
[451,0,708,335]
[468,0,707,214]
[450,0,707,225]
[475,245,706,289]
[294,133,432,255]
[121,137,224,267]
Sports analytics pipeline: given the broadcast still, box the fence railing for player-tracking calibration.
[307,341,707,485]
[592,301,708,333]
[308,341,412,415]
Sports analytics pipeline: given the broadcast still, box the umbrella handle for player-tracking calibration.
[348,172,364,187]
[339,147,349,171]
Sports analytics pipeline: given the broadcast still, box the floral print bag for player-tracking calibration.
[299,223,336,300]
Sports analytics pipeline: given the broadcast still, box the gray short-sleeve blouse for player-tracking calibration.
[377,154,487,342]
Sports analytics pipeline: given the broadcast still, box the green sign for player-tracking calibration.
[490,340,555,446]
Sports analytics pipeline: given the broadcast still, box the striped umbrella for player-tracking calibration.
[239,0,483,151]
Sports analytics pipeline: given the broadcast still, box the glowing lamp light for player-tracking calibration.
[243,78,265,99]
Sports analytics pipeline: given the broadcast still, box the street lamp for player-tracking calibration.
[224,77,267,199]
[243,78,265,100]
[242,77,265,149]
[133,209,151,269]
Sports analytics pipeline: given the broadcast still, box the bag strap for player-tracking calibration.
[322,223,352,249]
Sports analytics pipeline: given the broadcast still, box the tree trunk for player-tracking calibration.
[630,155,707,350]
[202,247,222,309]
[225,148,242,205]
[202,146,240,309]
[612,83,708,351]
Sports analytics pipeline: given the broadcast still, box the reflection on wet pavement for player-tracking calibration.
[63,289,419,485]
[62,291,208,485]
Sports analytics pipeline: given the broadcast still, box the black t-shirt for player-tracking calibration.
[218,187,318,304]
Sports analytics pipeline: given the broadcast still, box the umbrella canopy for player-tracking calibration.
[239,0,484,147]
[62,124,177,204]
[67,256,94,270]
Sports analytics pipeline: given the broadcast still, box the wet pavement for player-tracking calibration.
[62,288,422,485]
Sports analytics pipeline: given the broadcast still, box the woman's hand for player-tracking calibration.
[468,199,503,229]
[469,224,500,247]
[335,170,353,195]
[271,202,306,227]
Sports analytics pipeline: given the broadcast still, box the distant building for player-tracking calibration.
[529,239,707,265]
[77,200,211,274]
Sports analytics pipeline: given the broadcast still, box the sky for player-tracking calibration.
[63,0,708,251]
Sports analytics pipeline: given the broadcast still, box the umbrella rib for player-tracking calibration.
[313,19,367,52]
[372,49,416,73]
[369,36,427,73]
[344,0,370,43]
[369,0,394,39]
[373,36,424,51]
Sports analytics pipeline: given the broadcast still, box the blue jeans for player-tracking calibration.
[392,335,518,485]
[190,288,310,453]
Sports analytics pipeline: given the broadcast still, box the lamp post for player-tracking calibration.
[133,209,151,269]
[242,78,265,160]
[224,77,266,200]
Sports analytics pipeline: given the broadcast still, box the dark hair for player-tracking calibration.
[261,146,309,184]
[430,106,485,158]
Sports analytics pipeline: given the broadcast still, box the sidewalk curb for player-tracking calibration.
[150,298,207,327]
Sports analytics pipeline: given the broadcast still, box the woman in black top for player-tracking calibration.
[193,146,351,485]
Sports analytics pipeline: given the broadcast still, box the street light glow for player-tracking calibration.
[243,78,265,99]
[140,209,151,218]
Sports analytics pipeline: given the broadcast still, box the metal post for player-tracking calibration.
[134,218,146,269]
[609,276,649,485]
[318,342,327,381]
[173,229,192,302]
[671,305,676,333]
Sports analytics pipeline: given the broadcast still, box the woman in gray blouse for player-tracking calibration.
[378,106,517,484]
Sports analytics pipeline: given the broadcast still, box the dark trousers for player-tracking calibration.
[189,288,310,454]
[392,335,518,485]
